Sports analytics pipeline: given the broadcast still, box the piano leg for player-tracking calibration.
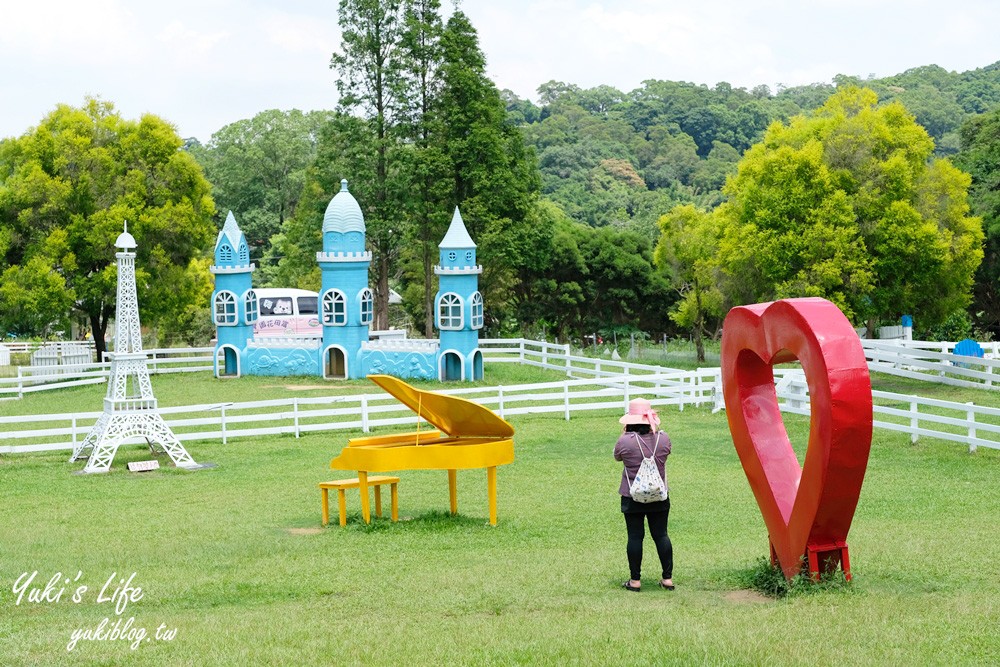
[487,466,497,526]
[358,471,371,524]
[448,469,458,516]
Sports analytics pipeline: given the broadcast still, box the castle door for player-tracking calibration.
[442,351,462,381]
[219,346,239,377]
[327,348,346,379]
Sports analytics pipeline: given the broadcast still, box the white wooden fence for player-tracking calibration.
[0,348,214,398]
[1,338,997,455]
[0,370,719,454]
[861,340,1000,389]
[776,372,998,453]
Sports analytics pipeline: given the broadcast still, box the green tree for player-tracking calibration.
[0,98,215,360]
[955,108,1000,334]
[399,0,450,336]
[195,109,333,261]
[717,87,983,334]
[433,10,540,329]
[654,205,724,362]
[331,0,409,329]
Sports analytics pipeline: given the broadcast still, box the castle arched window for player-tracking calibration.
[465,251,473,263]
[214,291,237,325]
[218,244,233,263]
[244,290,258,324]
[448,251,456,262]
[359,288,374,325]
[438,292,463,330]
[237,243,249,264]
[322,289,347,326]
[470,291,484,330]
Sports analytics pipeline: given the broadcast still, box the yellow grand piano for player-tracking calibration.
[330,375,515,525]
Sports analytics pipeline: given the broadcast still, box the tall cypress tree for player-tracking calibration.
[434,11,540,329]
[330,0,408,330]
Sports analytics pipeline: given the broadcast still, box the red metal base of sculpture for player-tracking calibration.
[769,541,852,582]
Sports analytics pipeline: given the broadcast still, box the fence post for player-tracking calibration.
[71,416,77,450]
[564,344,571,376]
[221,406,228,445]
[519,341,524,364]
[563,383,570,421]
[498,386,505,419]
[542,344,548,368]
[362,395,370,433]
[17,366,23,400]
[623,375,631,411]
[966,402,977,453]
[712,369,725,413]
[909,401,919,444]
[293,398,300,438]
[987,364,994,389]
[678,375,685,412]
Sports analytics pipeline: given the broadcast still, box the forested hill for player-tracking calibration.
[505,61,1000,240]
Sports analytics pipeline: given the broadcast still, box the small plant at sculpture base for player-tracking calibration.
[736,556,854,599]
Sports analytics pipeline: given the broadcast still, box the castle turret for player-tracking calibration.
[210,212,256,377]
[435,207,483,380]
[317,179,373,379]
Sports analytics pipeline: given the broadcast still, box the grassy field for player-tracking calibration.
[1,366,999,665]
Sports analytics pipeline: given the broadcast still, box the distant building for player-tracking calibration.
[210,179,484,381]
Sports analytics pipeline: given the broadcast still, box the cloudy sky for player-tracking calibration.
[2,1,999,142]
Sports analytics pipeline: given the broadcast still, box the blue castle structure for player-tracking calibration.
[210,179,484,381]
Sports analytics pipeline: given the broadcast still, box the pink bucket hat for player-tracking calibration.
[619,398,660,427]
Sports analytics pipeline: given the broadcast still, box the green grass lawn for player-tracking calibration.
[1,368,999,665]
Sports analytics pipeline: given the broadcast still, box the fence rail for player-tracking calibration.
[861,340,1000,389]
[0,370,717,454]
[1,338,996,455]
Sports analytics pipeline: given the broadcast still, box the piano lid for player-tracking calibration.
[368,374,514,438]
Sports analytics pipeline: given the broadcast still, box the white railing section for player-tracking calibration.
[0,348,214,398]
[0,371,719,454]
[775,372,998,453]
[862,340,1000,389]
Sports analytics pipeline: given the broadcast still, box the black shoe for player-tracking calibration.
[623,581,641,592]
[658,581,675,591]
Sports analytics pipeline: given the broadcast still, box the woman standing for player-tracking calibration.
[614,398,674,592]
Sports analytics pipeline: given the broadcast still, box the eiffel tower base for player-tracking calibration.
[71,411,198,474]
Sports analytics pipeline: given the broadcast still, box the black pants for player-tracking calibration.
[622,497,673,581]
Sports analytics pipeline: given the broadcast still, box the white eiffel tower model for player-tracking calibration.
[71,223,198,473]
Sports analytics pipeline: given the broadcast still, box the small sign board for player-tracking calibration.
[127,460,160,473]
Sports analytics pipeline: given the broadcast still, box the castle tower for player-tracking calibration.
[435,207,484,380]
[71,224,198,473]
[317,179,373,379]
[210,212,256,377]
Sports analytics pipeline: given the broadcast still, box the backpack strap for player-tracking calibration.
[632,432,660,458]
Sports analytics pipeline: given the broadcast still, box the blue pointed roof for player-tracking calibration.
[323,179,365,234]
[439,207,476,248]
[216,211,244,249]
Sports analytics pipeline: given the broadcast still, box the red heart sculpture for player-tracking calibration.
[721,298,872,579]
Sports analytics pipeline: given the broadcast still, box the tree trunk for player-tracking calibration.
[423,240,434,337]
[694,283,706,363]
[90,312,109,363]
[376,246,390,331]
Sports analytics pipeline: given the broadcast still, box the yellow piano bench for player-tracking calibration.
[319,475,400,526]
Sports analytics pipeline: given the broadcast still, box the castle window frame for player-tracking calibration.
[322,289,347,326]
[359,288,374,325]
[218,243,233,263]
[214,290,237,325]
[244,289,258,324]
[470,291,484,330]
[438,292,464,330]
